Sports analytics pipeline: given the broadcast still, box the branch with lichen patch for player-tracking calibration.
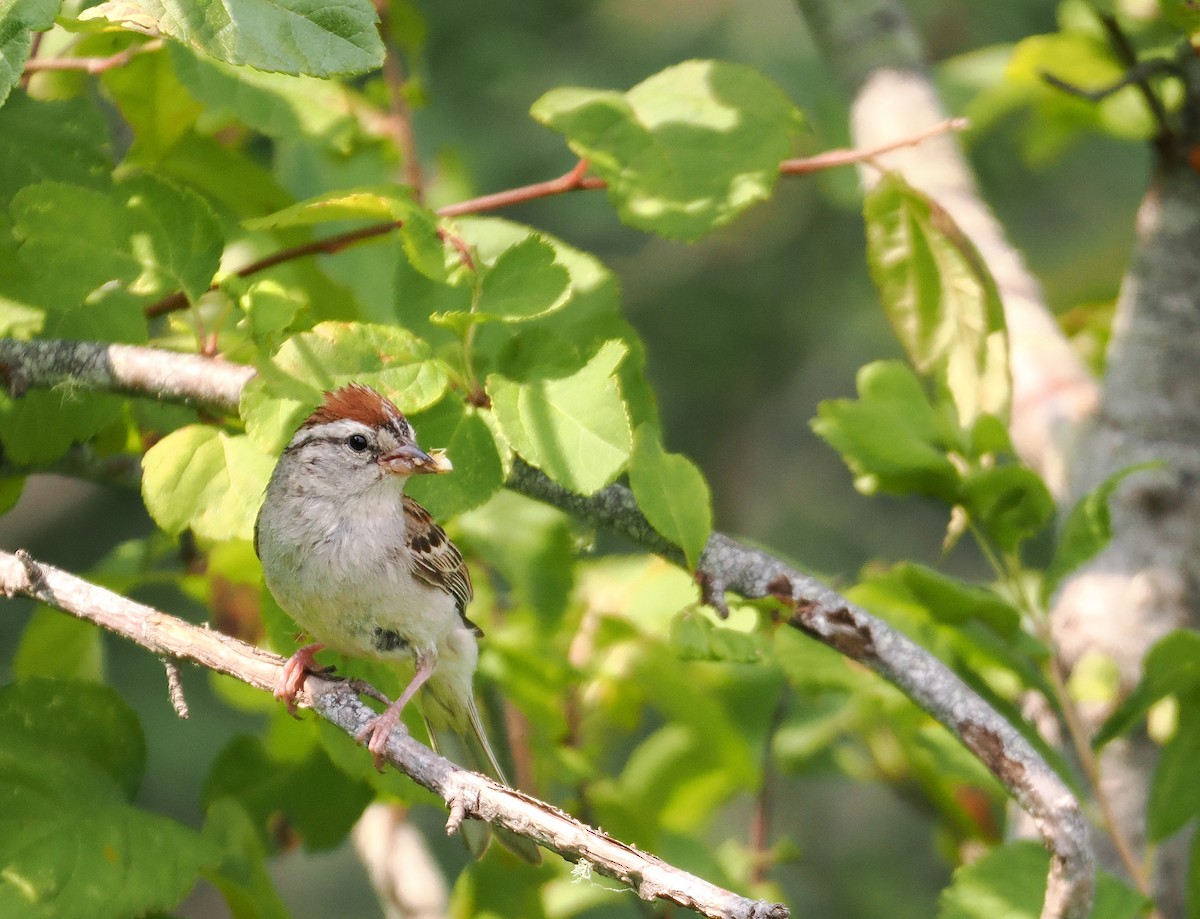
[0,338,1094,919]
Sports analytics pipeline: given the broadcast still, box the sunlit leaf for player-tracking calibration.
[811,360,960,500]
[864,174,1009,426]
[532,60,803,240]
[629,423,711,568]
[142,425,276,542]
[488,339,632,495]
[80,0,384,77]
[0,0,58,108]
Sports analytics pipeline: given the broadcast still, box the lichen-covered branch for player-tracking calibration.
[0,337,1096,917]
[0,549,787,919]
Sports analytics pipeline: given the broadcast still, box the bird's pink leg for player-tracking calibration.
[275,642,326,715]
[357,650,436,769]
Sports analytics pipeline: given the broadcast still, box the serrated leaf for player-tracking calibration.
[121,172,223,301]
[629,423,711,568]
[1096,630,1200,748]
[203,734,373,851]
[811,360,960,500]
[0,0,58,108]
[532,60,802,240]
[938,840,1147,919]
[80,0,384,77]
[477,234,571,321]
[1042,463,1160,603]
[488,339,632,495]
[962,465,1053,553]
[12,182,140,305]
[240,322,448,452]
[404,400,503,519]
[142,425,276,542]
[864,174,1010,426]
[12,174,222,306]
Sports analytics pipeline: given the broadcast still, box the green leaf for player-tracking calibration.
[170,43,358,149]
[0,744,215,919]
[0,0,58,108]
[864,174,1010,426]
[11,182,140,305]
[244,185,409,228]
[477,234,571,321]
[0,94,110,206]
[404,400,504,519]
[12,174,222,306]
[892,563,1020,637]
[141,425,276,542]
[13,607,104,682]
[202,799,290,919]
[1095,630,1200,748]
[235,279,305,348]
[0,682,215,915]
[0,680,144,798]
[80,0,384,77]
[669,611,761,663]
[456,490,576,629]
[488,339,632,495]
[101,42,204,162]
[1148,686,1200,841]
[938,840,1148,919]
[962,465,1054,553]
[203,734,373,851]
[811,360,960,500]
[120,172,224,302]
[1042,463,1160,603]
[0,388,126,465]
[532,60,803,241]
[629,423,712,568]
[240,321,448,452]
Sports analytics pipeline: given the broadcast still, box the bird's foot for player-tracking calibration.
[355,703,409,771]
[274,642,327,716]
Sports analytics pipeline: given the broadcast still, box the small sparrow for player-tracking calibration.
[255,383,539,863]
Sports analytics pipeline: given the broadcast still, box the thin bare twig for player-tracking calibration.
[22,39,164,75]
[0,549,787,919]
[778,116,968,175]
[143,117,965,321]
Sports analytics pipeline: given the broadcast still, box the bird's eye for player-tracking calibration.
[347,433,370,452]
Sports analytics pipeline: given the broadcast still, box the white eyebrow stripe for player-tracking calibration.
[287,418,376,450]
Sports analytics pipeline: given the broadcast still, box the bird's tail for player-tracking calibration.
[424,695,542,865]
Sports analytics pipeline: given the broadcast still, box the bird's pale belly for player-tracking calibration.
[266,548,460,662]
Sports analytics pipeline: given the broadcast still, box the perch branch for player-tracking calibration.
[0,549,787,919]
[0,338,1095,918]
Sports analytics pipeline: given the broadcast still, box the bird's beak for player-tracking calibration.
[380,444,453,476]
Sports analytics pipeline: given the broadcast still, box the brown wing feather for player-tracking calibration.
[402,496,480,635]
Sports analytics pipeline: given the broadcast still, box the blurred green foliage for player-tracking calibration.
[0,0,1184,918]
